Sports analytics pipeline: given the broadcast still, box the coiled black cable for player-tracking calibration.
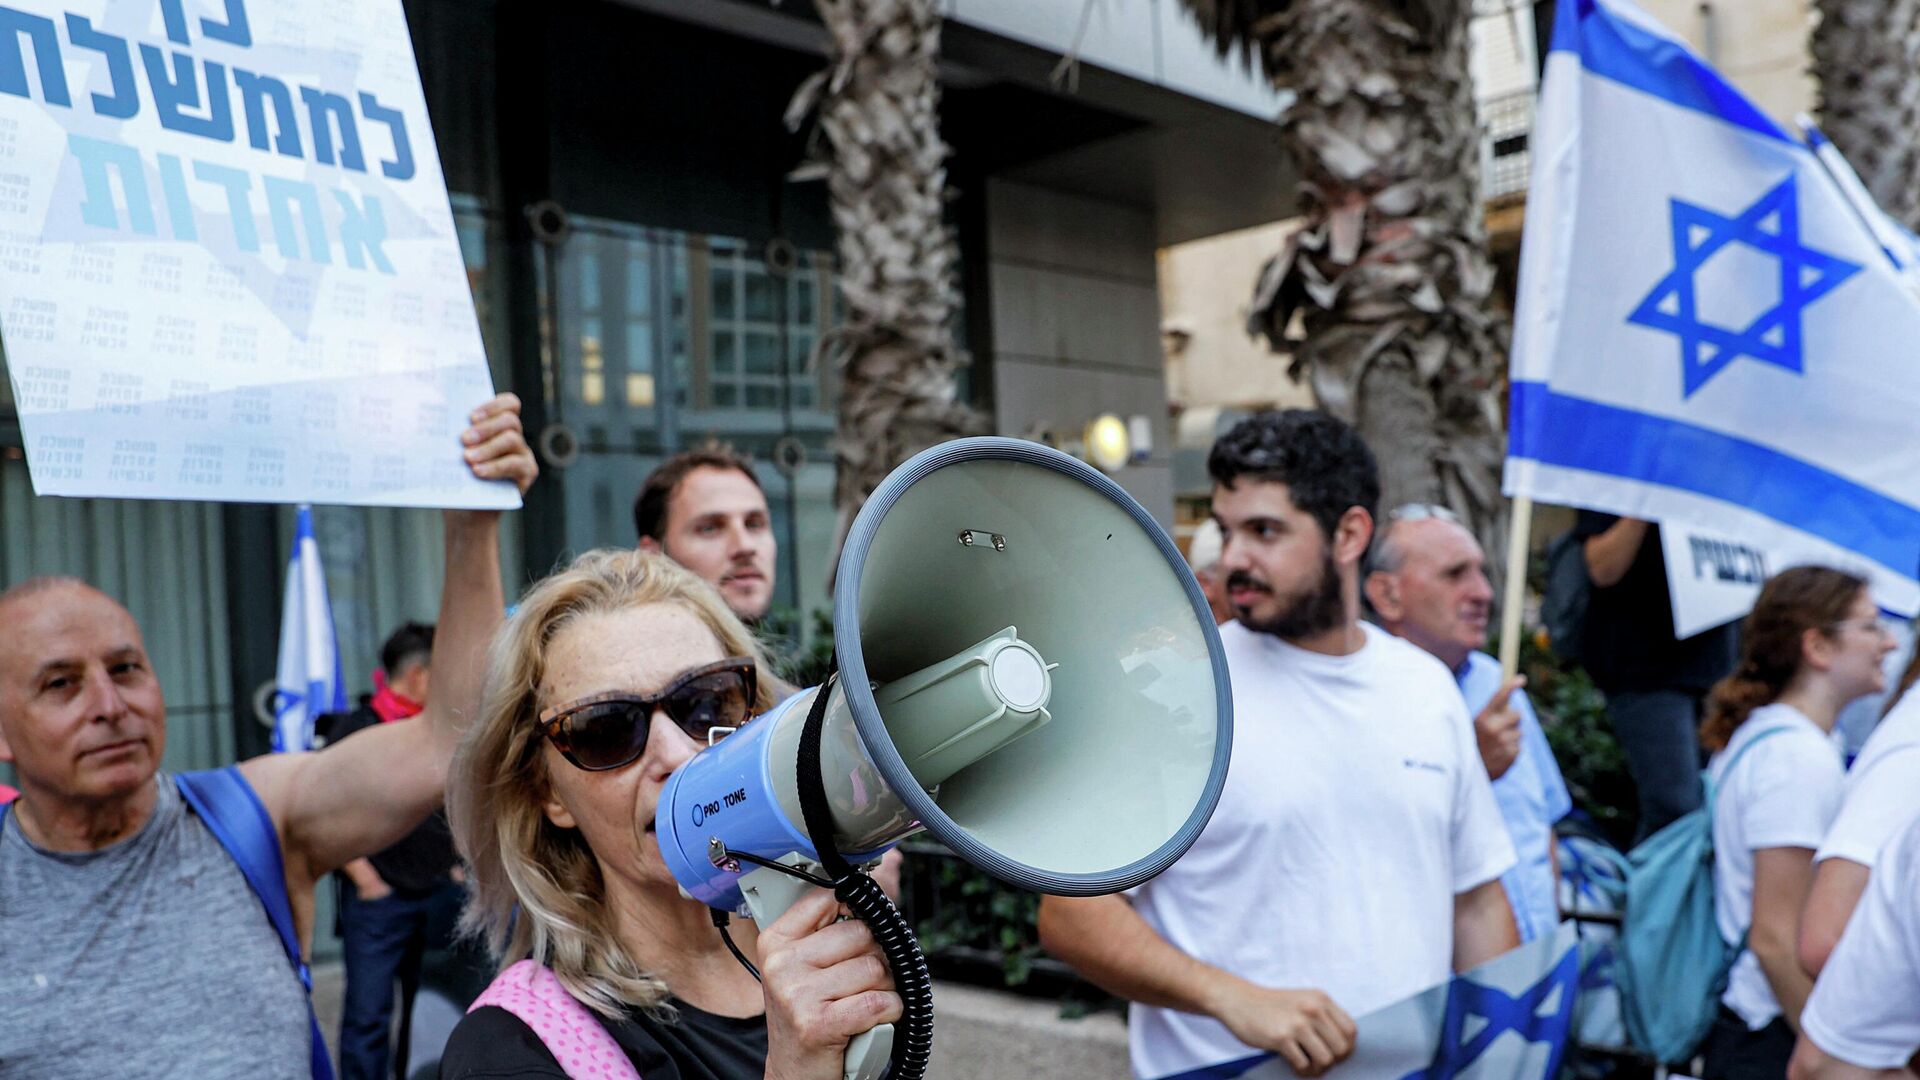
[831,869,932,1079]
[795,671,933,1080]
[711,908,761,982]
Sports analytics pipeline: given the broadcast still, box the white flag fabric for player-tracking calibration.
[1507,0,1920,615]
[272,506,346,753]
[1153,925,1581,1079]
[1799,120,1920,287]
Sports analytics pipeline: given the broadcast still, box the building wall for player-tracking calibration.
[1156,220,1314,413]
[1632,0,1815,124]
[945,0,1287,119]
[985,180,1175,524]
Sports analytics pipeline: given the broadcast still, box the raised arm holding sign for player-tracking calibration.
[0,393,534,1080]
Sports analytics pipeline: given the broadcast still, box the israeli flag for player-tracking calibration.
[272,506,346,753]
[1156,925,1581,1079]
[1508,0,1920,614]
[1800,120,1920,286]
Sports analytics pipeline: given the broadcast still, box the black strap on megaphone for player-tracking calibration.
[794,667,934,1080]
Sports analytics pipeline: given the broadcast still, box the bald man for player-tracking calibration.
[0,393,536,1079]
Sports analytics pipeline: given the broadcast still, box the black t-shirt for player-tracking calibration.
[440,1000,770,1080]
[1573,511,1739,696]
[319,704,459,895]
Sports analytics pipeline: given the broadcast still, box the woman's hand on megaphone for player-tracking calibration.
[760,887,903,1080]
[1210,982,1357,1077]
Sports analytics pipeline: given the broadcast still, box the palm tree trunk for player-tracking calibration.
[1181,0,1510,582]
[1812,0,1920,228]
[790,0,981,567]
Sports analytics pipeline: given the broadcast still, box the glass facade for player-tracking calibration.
[541,215,844,628]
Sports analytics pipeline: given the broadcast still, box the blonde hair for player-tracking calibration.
[448,548,784,1018]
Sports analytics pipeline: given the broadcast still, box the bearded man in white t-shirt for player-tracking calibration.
[1038,410,1519,1080]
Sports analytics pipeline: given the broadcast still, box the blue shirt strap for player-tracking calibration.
[175,767,335,1080]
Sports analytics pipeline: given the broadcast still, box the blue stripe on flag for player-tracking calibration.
[1510,381,1920,572]
[1548,0,1793,145]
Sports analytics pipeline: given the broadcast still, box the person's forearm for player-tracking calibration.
[1583,518,1648,588]
[342,858,382,891]
[1037,896,1241,1016]
[1789,1038,1915,1080]
[1453,880,1520,971]
[1754,937,1815,1034]
[1800,859,1871,978]
[430,512,505,758]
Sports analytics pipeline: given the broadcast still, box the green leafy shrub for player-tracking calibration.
[912,851,1045,987]
[757,605,837,688]
[1513,629,1640,848]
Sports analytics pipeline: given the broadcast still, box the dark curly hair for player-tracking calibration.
[1207,410,1381,540]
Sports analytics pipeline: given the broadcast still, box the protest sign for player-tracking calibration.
[0,0,513,508]
[1660,521,1776,639]
[1660,518,1894,639]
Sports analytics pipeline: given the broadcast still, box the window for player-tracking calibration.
[700,238,837,419]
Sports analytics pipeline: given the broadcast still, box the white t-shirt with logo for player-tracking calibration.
[1709,703,1846,1030]
[1125,621,1517,1080]
[1800,813,1920,1068]
[1817,691,1920,869]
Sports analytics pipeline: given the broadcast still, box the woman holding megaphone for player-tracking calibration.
[439,548,902,1079]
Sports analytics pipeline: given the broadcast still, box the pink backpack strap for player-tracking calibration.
[470,960,642,1080]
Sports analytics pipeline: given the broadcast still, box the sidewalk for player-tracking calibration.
[312,963,1132,1078]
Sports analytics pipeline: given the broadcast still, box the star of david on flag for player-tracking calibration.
[1627,175,1861,396]
[1398,945,1578,1080]
[1505,0,1920,618]
[1149,928,1582,1080]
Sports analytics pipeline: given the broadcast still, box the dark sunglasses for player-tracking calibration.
[537,657,758,771]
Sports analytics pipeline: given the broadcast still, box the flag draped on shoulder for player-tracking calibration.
[1507,0,1920,614]
[272,506,346,753]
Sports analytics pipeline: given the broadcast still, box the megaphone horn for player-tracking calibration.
[656,437,1234,1080]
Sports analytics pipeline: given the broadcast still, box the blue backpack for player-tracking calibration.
[1615,726,1790,1064]
[0,768,334,1080]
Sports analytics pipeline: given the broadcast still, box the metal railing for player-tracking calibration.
[1481,88,1535,199]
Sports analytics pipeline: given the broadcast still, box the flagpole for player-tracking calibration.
[1499,495,1533,679]
[1796,116,1906,274]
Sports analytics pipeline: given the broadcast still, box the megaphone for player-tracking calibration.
[656,437,1233,1080]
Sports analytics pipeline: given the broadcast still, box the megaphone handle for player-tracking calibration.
[739,860,893,1080]
[841,1025,895,1080]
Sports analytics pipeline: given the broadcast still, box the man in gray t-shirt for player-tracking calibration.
[2,775,314,1074]
[0,394,535,1078]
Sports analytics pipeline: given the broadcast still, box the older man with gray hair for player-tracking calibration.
[1365,503,1573,943]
